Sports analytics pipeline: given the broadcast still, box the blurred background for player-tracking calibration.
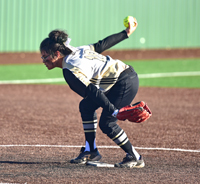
[0,0,200,88]
[0,0,200,52]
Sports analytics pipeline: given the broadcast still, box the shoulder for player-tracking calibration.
[77,44,95,51]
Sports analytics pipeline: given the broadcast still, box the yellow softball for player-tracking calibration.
[123,16,136,28]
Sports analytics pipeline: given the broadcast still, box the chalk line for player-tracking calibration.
[0,71,200,84]
[0,145,199,153]
[0,78,64,84]
[139,71,200,78]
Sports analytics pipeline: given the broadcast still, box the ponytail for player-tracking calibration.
[40,29,73,56]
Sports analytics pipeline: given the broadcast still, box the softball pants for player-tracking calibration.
[79,66,139,152]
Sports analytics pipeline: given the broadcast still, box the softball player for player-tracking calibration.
[40,20,145,168]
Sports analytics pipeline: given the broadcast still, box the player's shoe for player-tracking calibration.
[70,147,102,164]
[115,154,145,168]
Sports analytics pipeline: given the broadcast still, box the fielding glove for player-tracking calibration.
[115,101,152,123]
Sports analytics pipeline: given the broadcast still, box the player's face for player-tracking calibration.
[41,51,57,70]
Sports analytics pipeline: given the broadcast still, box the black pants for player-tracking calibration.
[79,66,139,139]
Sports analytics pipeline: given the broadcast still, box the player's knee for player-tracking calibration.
[79,100,85,113]
[79,99,98,113]
[79,100,92,114]
[99,121,119,138]
[79,100,97,120]
[99,123,109,135]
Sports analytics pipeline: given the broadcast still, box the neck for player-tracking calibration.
[55,57,64,68]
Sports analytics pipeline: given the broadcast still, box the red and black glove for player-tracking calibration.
[113,101,152,123]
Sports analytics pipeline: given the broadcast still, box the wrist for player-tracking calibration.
[112,109,119,117]
[125,29,130,37]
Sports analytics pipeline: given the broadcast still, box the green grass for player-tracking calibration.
[138,76,200,88]
[0,64,63,80]
[127,58,200,73]
[0,58,200,88]
[127,58,200,88]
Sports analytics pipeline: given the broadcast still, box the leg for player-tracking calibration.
[99,68,144,167]
[79,98,100,152]
[70,97,102,164]
[99,111,140,161]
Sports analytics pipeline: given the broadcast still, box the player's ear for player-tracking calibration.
[54,51,60,58]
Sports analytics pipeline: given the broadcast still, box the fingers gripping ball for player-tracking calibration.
[116,101,152,123]
[123,16,137,28]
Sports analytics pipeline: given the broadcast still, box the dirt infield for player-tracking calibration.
[0,85,199,183]
[0,50,200,183]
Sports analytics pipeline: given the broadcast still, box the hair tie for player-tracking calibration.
[63,38,71,47]
[63,38,78,53]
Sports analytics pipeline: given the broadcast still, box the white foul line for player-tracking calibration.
[0,71,200,84]
[139,71,200,78]
[0,78,65,84]
[0,145,199,153]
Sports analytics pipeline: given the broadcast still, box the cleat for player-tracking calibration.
[115,154,145,168]
[70,147,102,164]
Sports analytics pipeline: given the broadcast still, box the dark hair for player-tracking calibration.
[40,29,72,57]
